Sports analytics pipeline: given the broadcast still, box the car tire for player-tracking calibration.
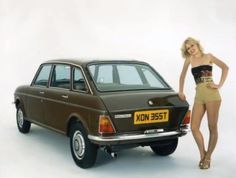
[69,123,98,168]
[16,106,31,133]
[150,138,178,156]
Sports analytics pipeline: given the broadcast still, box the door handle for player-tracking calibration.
[62,95,68,99]
[39,91,45,94]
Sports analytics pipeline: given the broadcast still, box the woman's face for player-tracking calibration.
[186,42,199,56]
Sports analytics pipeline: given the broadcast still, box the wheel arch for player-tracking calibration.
[14,96,27,116]
[66,114,89,137]
[14,96,21,108]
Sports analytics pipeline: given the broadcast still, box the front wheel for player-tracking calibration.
[16,107,31,133]
[150,138,178,156]
[70,123,98,168]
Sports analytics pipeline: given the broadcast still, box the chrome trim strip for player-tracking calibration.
[88,130,186,142]
[180,127,191,133]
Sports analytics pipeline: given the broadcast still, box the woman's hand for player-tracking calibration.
[178,92,186,101]
[207,82,220,89]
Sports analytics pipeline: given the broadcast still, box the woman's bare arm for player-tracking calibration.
[209,54,229,89]
[179,58,190,100]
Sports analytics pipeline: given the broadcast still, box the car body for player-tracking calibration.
[14,59,190,168]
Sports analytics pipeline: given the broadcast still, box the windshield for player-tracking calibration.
[87,63,170,92]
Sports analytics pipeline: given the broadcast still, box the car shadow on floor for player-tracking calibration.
[15,125,194,171]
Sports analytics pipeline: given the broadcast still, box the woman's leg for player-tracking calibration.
[191,102,206,161]
[205,101,221,160]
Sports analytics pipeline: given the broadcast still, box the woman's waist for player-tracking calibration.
[195,77,213,85]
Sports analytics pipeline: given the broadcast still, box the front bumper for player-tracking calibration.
[88,128,189,146]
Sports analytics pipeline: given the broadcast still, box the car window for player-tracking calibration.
[142,66,166,88]
[73,68,87,91]
[50,64,71,89]
[97,65,113,83]
[34,64,52,87]
[117,65,142,85]
[88,63,169,92]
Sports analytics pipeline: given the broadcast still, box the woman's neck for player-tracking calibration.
[192,52,203,58]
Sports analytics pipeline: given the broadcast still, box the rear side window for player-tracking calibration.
[73,68,87,91]
[34,64,52,87]
[50,64,71,89]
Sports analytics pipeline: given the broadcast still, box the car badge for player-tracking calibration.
[114,114,132,119]
[148,100,154,106]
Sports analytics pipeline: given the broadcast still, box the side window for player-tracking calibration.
[73,68,87,91]
[34,64,52,87]
[50,64,70,89]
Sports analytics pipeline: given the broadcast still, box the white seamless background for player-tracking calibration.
[0,0,236,178]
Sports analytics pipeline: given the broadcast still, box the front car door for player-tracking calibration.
[26,64,52,124]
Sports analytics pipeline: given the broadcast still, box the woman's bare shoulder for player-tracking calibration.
[204,53,215,63]
[205,53,217,59]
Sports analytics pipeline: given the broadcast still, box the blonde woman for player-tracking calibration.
[179,37,228,169]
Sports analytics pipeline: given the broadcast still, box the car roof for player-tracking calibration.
[43,58,148,67]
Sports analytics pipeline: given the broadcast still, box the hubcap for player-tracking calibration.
[72,130,85,160]
[17,109,24,128]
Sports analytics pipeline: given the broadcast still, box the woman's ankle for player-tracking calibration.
[204,152,211,160]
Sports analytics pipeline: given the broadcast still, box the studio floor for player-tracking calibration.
[0,109,235,178]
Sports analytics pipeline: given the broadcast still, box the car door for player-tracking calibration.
[43,64,71,132]
[26,64,52,124]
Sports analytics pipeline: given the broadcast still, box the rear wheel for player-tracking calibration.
[16,106,31,133]
[70,123,98,168]
[150,138,178,156]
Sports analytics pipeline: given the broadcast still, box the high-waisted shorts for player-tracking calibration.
[195,82,221,104]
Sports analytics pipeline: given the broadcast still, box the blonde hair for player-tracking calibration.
[181,37,204,59]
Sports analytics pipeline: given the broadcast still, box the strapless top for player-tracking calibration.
[191,65,213,84]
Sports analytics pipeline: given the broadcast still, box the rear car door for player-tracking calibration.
[44,64,71,132]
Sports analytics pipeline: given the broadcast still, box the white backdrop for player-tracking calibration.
[1,0,236,178]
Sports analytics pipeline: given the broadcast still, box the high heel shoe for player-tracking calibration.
[198,160,204,168]
[199,151,206,168]
[200,159,211,169]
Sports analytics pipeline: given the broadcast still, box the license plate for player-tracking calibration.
[134,109,169,125]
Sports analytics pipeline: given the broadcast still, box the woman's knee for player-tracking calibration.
[208,124,218,133]
[191,125,200,133]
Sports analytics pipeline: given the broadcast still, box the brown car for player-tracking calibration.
[14,59,190,168]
